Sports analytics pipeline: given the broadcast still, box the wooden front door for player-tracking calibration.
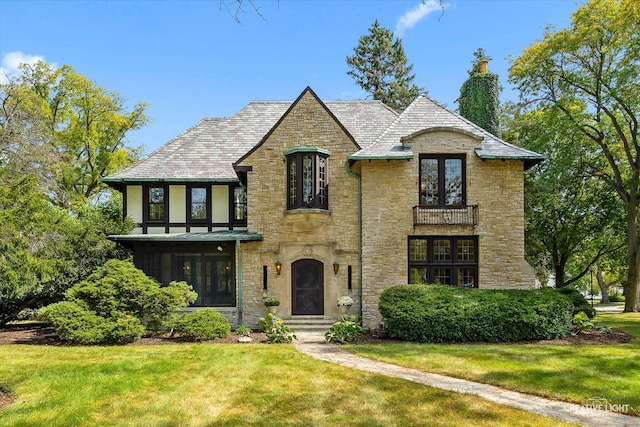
[291,259,324,315]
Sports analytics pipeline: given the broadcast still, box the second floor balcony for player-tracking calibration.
[413,205,479,226]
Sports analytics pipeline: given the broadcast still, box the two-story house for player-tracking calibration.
[104,87,544,329]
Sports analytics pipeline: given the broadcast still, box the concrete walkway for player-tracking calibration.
[294,332,638,427]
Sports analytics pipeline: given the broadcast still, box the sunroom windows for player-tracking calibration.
[408,236,478,287]
[286,148,329,210]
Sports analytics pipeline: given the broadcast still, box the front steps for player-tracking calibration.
[279,316,337,332]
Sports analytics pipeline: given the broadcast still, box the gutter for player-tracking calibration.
[346,160,363,319]
[236,239,243,326]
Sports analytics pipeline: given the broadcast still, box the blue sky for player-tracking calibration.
[1,0,579,154]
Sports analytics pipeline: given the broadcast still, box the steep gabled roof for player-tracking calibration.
[104,102,291,183]
[348,94,545,168]
[103,89,543,185]
[104,89,397,184]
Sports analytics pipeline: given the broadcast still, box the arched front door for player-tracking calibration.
[291,259,324,315]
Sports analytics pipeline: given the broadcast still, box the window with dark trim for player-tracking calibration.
[146,184,167,222]
[408,236,478,287]
[287,151,329,210]
[187,185,209,222]
[233,185,247,223]
[139,245,235,307]
[419,155,466,206]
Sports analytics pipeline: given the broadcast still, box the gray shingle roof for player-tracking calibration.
[104,99,398,183]
[104,91,543,183]
[349,95,545,168]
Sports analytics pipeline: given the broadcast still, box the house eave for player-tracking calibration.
[475,151,546,170]
[108,231,263,243]
[347,154,414,161]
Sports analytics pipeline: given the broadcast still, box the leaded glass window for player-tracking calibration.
[190,187,207,220]
[148,185,165,221]
[287,151,329,210]
[419,155,466,206]
[234,186,247,221]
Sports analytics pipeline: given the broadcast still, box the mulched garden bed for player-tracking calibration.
[0,322,633,347]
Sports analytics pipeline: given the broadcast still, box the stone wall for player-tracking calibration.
[235,99,534,329]
[359,130,535,328]
[235,91,361,326]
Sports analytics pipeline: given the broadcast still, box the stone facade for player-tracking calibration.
[359,130,536,327]
[236,91,362,326]
[105,87,542,330]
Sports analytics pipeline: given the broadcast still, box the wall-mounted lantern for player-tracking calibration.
[333,260,340,275]
[275,260,282,276]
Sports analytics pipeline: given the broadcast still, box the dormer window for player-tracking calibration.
[419,154,465,206]
[286,148,329,210]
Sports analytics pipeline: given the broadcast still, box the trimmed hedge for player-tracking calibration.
[173,308,231,341]
[379,285,573,343]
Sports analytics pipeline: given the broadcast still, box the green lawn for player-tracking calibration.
[0,344,575,427]
[345,312,640,417]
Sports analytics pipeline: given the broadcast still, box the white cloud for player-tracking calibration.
[395,0,446,38]
[0,51,47,84]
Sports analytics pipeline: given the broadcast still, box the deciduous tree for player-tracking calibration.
[1,61,147,208]
[509,0,640,311]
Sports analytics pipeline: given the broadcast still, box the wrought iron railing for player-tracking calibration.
[413,205,478,226]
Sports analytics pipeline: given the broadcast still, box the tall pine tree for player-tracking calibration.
[346,20,423,112]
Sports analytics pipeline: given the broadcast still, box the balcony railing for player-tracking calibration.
[413,205,478,226]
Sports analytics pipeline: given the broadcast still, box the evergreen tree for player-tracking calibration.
[346,20,423,112]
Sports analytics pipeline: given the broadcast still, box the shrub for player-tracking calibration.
[41,260,197,344]
[104,315,146,344]
[608,292,625,302]
[16,308,40,321]
[41,301,106,344]
[236,324,251,336]
[573,311,611,335]
[325,316,363,343]
[379,285,573,343]
[173,309,230,341]
[257,312,283,332]
[265,324,296,343]
[66,259,197,324]
[555,287,596,318]
[41,302,146,345]
[257,313,296,343]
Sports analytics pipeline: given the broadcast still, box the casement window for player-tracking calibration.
[233,186,247,223]
[408,236,478,287]
[146,184,167,222]
[286,149,329,210]
[419,155,466,206]
[188,185,209,222]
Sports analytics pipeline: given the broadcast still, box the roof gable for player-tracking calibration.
[349,94,545,168]
[234,86,360,167]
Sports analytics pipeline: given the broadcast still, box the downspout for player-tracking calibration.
[236,239,243,326]
[346,160,363,318]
